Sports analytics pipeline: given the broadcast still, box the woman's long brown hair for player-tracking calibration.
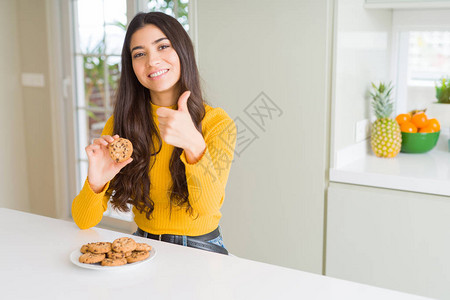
[106,12,205,219]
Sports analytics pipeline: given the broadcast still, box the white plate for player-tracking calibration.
[70,248,156,270]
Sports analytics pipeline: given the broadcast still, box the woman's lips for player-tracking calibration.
[148,69,169,80]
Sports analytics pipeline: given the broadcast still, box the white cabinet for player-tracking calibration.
[326,182,450,300]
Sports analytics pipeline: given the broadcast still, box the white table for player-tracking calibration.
[0,208,433,300]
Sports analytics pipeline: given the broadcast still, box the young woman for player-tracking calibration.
[72,12,236,255]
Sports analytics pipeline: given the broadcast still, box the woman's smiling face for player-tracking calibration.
[130,24,181,96]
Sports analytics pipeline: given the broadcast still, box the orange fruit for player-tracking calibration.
[427,118,440,132]
[395,113,411,125]
[419,126,435,133]
[400,121,418,133]
[411,112,429,129]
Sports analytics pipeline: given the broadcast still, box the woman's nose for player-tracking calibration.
[147,52,161,67]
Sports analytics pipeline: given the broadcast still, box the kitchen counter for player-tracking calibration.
[330,131,450,196]
[0,208,432,299]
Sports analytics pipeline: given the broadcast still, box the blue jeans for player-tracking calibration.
[132,226,227,250]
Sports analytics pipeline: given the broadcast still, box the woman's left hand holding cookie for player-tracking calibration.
[156,91,206,163]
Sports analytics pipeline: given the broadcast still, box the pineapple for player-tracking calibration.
[369,82,402,158]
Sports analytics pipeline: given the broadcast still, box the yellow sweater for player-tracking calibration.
[72,102,236,236]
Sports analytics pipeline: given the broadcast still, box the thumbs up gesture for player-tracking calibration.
[156,91,206,161]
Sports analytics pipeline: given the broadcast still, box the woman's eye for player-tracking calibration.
[159,45,170,50]
[133,53,144,59]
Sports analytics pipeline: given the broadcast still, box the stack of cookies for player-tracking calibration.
[79,237,152,267]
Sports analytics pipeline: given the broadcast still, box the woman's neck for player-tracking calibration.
[149,86,180,107]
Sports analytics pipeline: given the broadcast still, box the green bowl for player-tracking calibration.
[401,131,440,153]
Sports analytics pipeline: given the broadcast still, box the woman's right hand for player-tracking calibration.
[85,134,133,193]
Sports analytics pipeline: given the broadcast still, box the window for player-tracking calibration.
[72,0,129,221]
[392,9,450,115]
[395,30,450,113]
[408,31,450,85]
[71,0,190,222]
[142,0,189,31]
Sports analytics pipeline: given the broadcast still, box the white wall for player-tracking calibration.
[17,0,57,218]
[0,0,58,217]
[0,0,30,212]
[197,0,333,273]
[406,85,435,113]
[332,0,392,157]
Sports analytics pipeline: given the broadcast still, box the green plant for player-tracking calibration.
[83,39,121,111]
[435,78,450,103]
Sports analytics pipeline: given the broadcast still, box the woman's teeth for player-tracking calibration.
[150,69,168,78]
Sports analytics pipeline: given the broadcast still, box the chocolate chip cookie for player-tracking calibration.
[79,252,106,264]
[108,250,133,258]
[106,251,124,259]
[126,251,150,263]
[80,244,89,254]
[87,242,112,254]
[135,243,152,252]
[108,138,133,163]
[112,237,137,253]
[101,258,127,267]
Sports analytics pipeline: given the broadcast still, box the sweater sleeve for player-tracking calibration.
[71,116,114,229]
[179,107,237,216]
